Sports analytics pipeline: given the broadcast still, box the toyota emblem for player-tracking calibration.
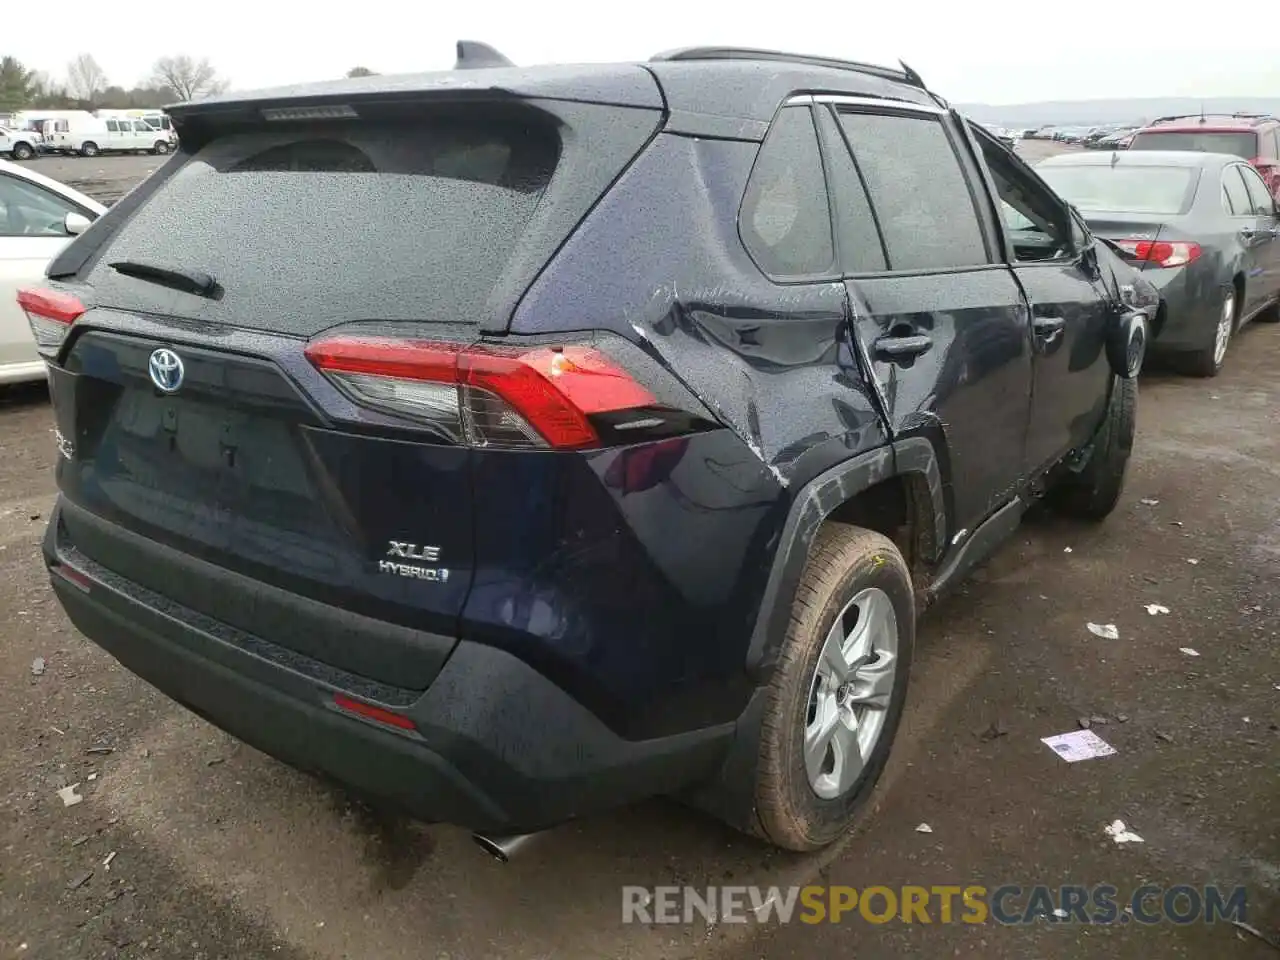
[148,348,185,393]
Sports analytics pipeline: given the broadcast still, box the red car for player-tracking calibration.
[1128,114,1280,202]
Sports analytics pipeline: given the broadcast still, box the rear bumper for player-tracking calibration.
[1143,266,1221,352]
[44,499,734,833]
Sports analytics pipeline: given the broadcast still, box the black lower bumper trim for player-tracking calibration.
[45,501,736,833]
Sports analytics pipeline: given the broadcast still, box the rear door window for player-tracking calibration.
[85,116,560,333]
[837,111,988,271]
[1223,167,1252,215]
[1239,165,1275,214]
[739,105,835,279]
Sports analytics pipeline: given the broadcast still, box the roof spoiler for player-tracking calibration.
[455,41,515,70]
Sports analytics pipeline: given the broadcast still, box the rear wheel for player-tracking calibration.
[153,140,170,155]
[80,141,99,158]
[12,142,34,161]
[752,525,914,851]
[1048,375,1136,521]
[1185,287,1236,377]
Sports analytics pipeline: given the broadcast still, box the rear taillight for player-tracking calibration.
[1112,240,1201,269]
[305,337,669,450]
[17,288,85,359]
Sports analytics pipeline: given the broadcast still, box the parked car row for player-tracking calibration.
[3,47,1274,859]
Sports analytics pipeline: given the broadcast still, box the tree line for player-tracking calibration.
[0,53,228,113]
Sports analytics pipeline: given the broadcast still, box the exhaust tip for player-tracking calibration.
[472,831,538,863]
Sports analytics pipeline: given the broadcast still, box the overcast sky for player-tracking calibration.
[9,0,1280,105]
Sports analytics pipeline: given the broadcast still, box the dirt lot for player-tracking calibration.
[1,140,1277,959]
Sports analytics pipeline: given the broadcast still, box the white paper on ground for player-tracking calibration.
[1105,820,1144,844]
[1042,729,1117,763]
[1087,622,1120,640]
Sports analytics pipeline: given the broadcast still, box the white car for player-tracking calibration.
[0,126,41,162]
[0,159,105,384]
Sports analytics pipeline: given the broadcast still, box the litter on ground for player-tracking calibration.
[1087,623,1120,640]
[1180,647,1200,657]
[56,784,83,808]
[1145,604,1170,616]
[915,823,933,834]
[1104,820,1144,844]
[1139,498,1160,506]
[30,657,45,676]
[1042,729,1117,762]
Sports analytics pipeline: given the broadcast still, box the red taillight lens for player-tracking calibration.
[332,694,416,731]
[17,287,85,359]
[1113,240,1201,269]
[305,337,658,449]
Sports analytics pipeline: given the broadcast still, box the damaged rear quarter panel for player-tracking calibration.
[512,131,891,489]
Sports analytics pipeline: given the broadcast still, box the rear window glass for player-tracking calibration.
[1128,131,1257,159]
[88,118,559,332]
[1037,165,1200,215]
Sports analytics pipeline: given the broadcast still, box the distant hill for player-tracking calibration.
[956,97,1280,128]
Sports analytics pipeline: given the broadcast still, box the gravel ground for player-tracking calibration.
[1,138,1276,959]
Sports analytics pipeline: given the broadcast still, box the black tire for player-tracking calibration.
[12,142,34,161]
[752,525,915,851]
[1048,375,1136,522]
[153,140,169,155]
[80,141,99,158]
[1183,286,1236,377]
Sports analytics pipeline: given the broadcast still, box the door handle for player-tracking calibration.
[874,334,933,359]
[1033,315,1066,338]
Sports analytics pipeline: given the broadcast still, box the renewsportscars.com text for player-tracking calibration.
[622,884,1248,926]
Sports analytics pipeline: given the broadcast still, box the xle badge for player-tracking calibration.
[379,541,450,582]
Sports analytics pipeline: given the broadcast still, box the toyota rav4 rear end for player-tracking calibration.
[28,63,786,836]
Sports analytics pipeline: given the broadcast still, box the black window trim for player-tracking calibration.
[736,99,840,285]
[820,101,1000,278]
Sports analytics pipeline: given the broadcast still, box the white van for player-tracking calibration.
[48,114,176,157]
[96,109,175,135]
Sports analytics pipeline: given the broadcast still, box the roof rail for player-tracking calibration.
[454,40,515,70]
[650,46,928,91]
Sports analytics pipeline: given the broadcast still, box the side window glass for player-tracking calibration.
[105,120,118,133]
[1223,167,1251,215]
[838,111,987,271]
[815,109,887,273]
[739,106,835,279]
[1222,179,1236,215]
[1239,166,1273,214]
[971,125,1072,263]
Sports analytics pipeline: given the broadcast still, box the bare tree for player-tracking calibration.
[151,55,227,102]
[65,53,108,104]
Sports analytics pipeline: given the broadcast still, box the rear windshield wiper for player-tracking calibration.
[109,260,222,300]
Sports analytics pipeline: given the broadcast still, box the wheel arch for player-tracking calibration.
[744,438,946,677]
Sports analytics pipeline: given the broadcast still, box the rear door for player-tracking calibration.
[965,125,1113,474]
[1236,162,1280,307]
[814,98,1032,539]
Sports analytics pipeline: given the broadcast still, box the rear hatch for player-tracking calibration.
[38,72,664,689]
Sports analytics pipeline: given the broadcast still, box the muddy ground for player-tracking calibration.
[0,142,1276,959]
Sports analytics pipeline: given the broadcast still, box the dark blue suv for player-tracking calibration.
[23,44,1155,854]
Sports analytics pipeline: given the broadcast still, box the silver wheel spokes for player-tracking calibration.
[804,587,899,800]
[1214,294,1234,366]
